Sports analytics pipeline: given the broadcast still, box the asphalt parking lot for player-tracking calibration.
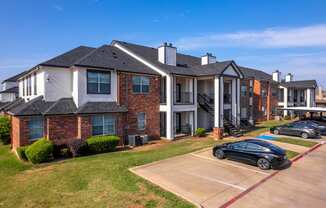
[131,142,326,208]
[131,148,275,208]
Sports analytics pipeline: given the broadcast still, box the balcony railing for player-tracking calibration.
[174,91,194,104]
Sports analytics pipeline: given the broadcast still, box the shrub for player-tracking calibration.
[25,138,54,164]
[195,128,206,137]
[68,139,88,157]
[16,146,28,161]
[0,116,11,144]
[53,144,72,158]
[86,135,120,154]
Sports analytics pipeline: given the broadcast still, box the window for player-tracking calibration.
[91,115,116,136]
[272,88,278,97]
[261,89,267,97]
[249,86,253,97]
[26,75,32,96]
[246,143,268,152]
[241,85,247,96]
[87,70,111,94]
[34,72,37,95]
[137,112,146,130]
[230,142,247,150]
[28,116,44,140]
[132,76,149,93]
[279,88,284,102]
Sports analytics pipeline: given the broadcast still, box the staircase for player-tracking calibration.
[197,93,244,137]
[223,118,243,137]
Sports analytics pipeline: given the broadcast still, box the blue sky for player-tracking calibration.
[1,0,326,85]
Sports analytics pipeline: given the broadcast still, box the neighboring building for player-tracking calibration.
[273,71,317,116]
[316,86,326,107]
[0,71,27,103]
[240,67,279,124]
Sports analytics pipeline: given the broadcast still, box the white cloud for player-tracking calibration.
[235,52,326,84]
[176,25,326,50]
[52,4,63,12]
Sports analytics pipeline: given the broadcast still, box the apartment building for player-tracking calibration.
[3,40,311,149]
[239,67,279,124]
[273,71,317,116]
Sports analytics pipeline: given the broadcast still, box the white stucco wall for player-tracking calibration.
[2,81,17,90]
[72,67,117,107]
[0,93,16,102]
[42,66,72,101]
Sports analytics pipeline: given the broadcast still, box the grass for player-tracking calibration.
[0,137,232,208]
[275,137,318,148]
[286,150,300,159]
[244,119,293,137]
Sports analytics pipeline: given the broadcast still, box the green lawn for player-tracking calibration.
[0,137,231,208]
[275,137,318,148]
[286,150,300,159]
[244,119,293,137]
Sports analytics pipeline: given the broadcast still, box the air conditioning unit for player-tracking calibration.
[127,135,148,147]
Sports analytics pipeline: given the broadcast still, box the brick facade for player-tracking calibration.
[118,72,160,139]
[46,115,78,145]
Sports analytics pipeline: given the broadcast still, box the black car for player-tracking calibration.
[270,123,320,139]
[212,139,286,170]
[293,120,326,135]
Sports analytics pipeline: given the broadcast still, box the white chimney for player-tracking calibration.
[285,73,293,82]
[158,42,176,66]
[272,70,281,82]
[201,53,216,65]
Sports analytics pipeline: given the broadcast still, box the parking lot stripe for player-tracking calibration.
[183,172,246,191]
[190,153,270,176]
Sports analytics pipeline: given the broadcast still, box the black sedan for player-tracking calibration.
[270,123,320,139]
[212,139,287,170]
[293,120,326,135]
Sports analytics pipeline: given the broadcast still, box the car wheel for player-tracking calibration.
[301,132,309,139]
[215,149,225,159]
[273,129,280,135]
[257,158,271,170]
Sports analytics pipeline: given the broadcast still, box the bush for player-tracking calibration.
[16,146,28,161]
[195,128,206,137]
[25,138,54,164]
[67,139,88,157]
[53,144,72,158]
[86,135,120,154]
[0,116,11,144]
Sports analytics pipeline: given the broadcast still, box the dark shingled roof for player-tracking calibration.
[112,40,203,76]
[112,40,244,76]
[194,61,242,76]
[2,71,29,83]
[280,80,317,89]
[40,46,96,68]
[76,102,128,114]
[0,86,18,94]
[0,102,10,109]
[8,96,55,116]
[240,66,272,81]
[43,98,77,115]
[75,45,160,75]
[1,98,25,111]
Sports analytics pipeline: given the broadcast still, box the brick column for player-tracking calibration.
[77,115,92,140]
[213,127,224,140]
[11,116,29,149]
